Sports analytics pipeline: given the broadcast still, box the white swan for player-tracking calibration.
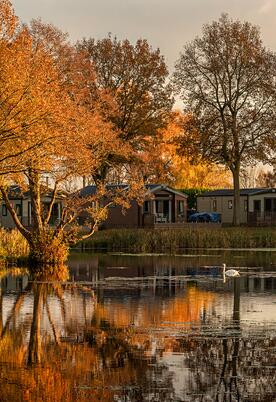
[222,263,240,283]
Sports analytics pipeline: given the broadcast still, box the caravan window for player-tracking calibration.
[155,200,163,213]
[254,200,261,211]
[264,198,276,212]
[212,200,217,211]
[2,204,7,216]
[143,201,150,213]
[177,200,184,214]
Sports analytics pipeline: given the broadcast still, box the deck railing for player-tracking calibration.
[248,211,276,225]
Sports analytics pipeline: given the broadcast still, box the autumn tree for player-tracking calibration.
[173,14,276,225]
[0,1,65,175]
[160,111,231,189]
[119,110,231,188]
[0,1,77,264]
[0,83,135,266]
[0,3,144,267]
[77,35,173,184]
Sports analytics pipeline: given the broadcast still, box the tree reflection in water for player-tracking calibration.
[0,268,274,401]
[0,266,177,401]
[179,278,275,401]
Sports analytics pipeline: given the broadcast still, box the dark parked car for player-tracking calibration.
[188,212,221,223]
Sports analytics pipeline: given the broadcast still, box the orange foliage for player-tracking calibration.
[0,3,144,263]
[160,111,232,188]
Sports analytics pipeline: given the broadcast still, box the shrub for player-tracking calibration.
[0,227,29,259]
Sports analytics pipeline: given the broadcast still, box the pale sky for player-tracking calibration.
[12,0,276,71]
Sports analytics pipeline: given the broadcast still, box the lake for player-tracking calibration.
[0,249,275,401]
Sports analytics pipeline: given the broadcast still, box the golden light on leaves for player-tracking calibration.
[158,111,232,188]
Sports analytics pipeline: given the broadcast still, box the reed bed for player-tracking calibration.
[76,227,276,253]
[0,227,29,259]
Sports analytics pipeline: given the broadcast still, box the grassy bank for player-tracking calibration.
[1,226,275,259]
[76,227,276,253]
[0,228,29,261]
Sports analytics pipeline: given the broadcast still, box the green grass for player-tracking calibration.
[0,227,29,260]
[75,227,276,253]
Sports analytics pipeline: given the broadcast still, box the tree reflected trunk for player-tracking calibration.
[231,278,241,400]
[233,278,240,323]
[1,291,27,339]
[46,299,60,345]
[216,278,241,400]
[28,284,43,366]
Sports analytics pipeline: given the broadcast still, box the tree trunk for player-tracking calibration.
[28,284,43,366]
[28,168,44,235]
[231,166,241,226]
[0,290,2,334]
[26,168,69,267]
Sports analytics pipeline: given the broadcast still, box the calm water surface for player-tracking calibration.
[0,250,275,401]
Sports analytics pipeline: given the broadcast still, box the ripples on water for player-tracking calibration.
[0,250,275,401]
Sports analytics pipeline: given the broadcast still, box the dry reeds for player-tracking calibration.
[76,227,276,252]
[0,227,29,259]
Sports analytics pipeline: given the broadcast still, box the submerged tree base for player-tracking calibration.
[29,236,69,268]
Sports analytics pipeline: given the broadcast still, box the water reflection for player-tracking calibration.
[215,279,241,400]
[0,253,275,401]
[69,252,276,297]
